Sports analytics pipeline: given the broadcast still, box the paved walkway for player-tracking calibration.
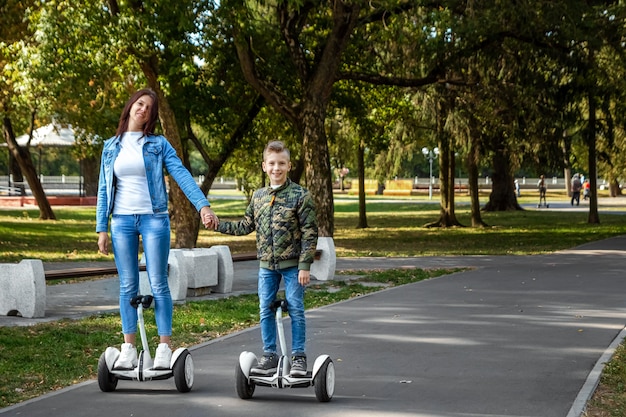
[2,235,626,416]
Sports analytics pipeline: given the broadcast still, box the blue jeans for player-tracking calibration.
[111,214,172,336]
[258,266,306,356]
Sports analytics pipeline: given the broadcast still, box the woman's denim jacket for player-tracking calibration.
[96,134,209,233]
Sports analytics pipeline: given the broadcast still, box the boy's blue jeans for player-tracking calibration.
[258,266,306,356]
[111,213,172,336]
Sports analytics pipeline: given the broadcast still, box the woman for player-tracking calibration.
[96,88,217,370]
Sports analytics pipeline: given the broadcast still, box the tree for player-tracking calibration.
[3,117,56,220]
[555,1,626,223]
[0,0,56,220]
[226,2,362,236]
[31,0,263,246]
[434,88,462,227]
[225,2,460,236]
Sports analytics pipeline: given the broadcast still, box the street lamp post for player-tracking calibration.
[421,147,439,200]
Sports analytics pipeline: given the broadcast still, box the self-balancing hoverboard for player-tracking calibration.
[97,295,194,393]
[235,299,335,402]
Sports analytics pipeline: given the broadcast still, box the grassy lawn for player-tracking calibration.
[2,191,625,262]
[0,193,626,413]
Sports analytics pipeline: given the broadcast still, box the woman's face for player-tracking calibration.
[127,94,154,132]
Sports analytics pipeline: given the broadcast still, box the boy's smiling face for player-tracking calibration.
[262,150,291,186]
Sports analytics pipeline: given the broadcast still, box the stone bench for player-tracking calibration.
[137,240,334,301]
[139,245,233,302]
[310,237,336,281]
[0,241,331,319]
[0,259,46,318]
[227,246,333,281]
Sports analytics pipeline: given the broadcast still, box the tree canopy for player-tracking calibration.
[2,0,625,237]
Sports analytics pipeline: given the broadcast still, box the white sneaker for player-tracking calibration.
[114,343,137,369]
[153,343,172,369]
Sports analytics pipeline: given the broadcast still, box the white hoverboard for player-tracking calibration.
[97,295,194,393]
[235,299,335,402]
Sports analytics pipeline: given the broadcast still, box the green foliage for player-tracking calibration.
[13,0,137,164]
[3,0,626,228]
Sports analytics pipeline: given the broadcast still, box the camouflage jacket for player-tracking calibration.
[217,179,318,271]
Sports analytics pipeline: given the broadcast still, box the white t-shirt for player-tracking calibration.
[113,132,154,215]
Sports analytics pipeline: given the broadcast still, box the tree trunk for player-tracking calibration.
[160,95,201,248]
[438,133,462,227]
[428,138,462,227]
[301,101,334,237]
[9,151,25,196]
[81,155,99,196]
[586,86,600,224]
[3,117,56,220]
[483,138,522,211]
[290,157,305,185]
[561,132,572,196]
[609,179,621,197]
[356,140,368,229]
[141,60,200,248]
[230,2,361,238]
[466,138,487,227]
[427,101,462,228]
[189,95,265,195]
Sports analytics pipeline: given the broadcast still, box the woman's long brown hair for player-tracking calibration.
[115,89,159,137]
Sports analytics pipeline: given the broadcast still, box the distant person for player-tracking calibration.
[571,174,582,206]
[213,140,318,377]
[537,175,547,207]
[514,179,520,197]
[583,179,590,200]
[96,88,218,370]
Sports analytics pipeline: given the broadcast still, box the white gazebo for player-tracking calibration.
[14,124,76,147]
[2,123,81,196]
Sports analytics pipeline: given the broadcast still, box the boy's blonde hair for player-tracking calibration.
[264,140,291,160]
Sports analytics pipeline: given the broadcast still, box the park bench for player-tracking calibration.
[383,179,415,196]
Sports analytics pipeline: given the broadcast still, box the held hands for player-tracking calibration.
[200,206,219,230]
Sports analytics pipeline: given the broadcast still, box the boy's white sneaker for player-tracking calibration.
[153,343,172,369]
[114,343,137,369]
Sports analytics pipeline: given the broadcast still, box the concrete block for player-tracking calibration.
[139,250,188,302]
[310,237,336,281]
[183,249,218,289]
[0,259,46,318]
[210,245,234,293]
[183,248,218,297]
[140,248,219,300]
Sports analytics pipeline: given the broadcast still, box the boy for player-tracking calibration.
[214,141,318,377]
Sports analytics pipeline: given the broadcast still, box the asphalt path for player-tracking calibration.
[3,235,626,417]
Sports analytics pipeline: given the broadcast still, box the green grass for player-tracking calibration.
[0,268,458,408]
[585,342,626,416]
[208,195,626,257]
[2,195,624,262]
